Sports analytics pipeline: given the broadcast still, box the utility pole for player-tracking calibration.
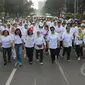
[65,0,67,13]
[77,0,79,13]
[74,0,77,14]
[5,0,7,17]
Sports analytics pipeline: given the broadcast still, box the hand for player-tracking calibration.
[12,44,14,49]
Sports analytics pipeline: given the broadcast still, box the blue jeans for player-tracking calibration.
[15,44,22,64]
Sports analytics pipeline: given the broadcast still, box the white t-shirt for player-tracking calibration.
[0,26,5,32]
[0,35,12,48]
[70,27,78,35]
[21,28,27,41]
[14,35,23,44]
[62,32,73,47]
[25,35,34,48]
[74,33,83,45]
[17,25,23,30]
[47,32,58,49]
[34,35,46,50]
[55,26,64,41]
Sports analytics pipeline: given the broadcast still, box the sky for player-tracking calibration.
[31,0,45,9]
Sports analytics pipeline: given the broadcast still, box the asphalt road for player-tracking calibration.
[0,49,85,85]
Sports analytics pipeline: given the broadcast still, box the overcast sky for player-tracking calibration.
[31,0,45,9]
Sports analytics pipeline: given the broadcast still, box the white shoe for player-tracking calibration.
[68,60,70,62]
[40,62,43,65]
[78,57,80,60]
[37,59,39,62]
[13,57,16,60]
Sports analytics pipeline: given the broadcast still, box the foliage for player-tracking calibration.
[0,0,34,17]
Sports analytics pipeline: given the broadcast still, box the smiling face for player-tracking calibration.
[3,30,9,36]
[16,29,21,35]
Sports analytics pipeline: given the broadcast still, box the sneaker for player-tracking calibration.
[40,62,43,65]
[19,63,22,66]
[4,62,7,66]
[67,60,70,62]
[78,57,80,60]
[81,56,84,59]
[29,62,32,65]
[13,57,16,60]
[46,52,49,55]
[36,59,39,62]
[8,61,11,63]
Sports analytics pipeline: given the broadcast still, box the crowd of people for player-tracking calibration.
[0,18,85,66]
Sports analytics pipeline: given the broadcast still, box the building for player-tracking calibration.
[38,1,45,16]
[38,1,45,10]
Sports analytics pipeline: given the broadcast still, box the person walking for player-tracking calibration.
[62,27,73,61]
[34,30,46,65]
[25,28,34,64]
[47,26,59,63]
[0,30,13,65]
[12,29,24,66]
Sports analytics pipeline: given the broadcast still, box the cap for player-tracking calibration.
[81,23,85,27]
[28,27,33,31]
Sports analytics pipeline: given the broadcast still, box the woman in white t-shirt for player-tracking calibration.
[13,29,24,66]
[74,28,84,60]
[10,27,16,59]
[0,30,13,65]
[34,30,46,65]
[43,25,49,54]
[47,26,59,63]
[25,28,34,64]
[62,27,73,61]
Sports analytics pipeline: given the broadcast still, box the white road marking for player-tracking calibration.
[55,60,69,85]
[80,63,85,76]
[5,68,17,85]
[14,62,17,67]
[34,78,37,85]
[48,49,50,55]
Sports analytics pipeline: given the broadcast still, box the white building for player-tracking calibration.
[38,1,45,16]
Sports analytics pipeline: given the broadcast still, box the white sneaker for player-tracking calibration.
[40,62,43,65]
[13,57,16,60]
[37,59,39,62]
[78,57,80,60]
[68,60,70,62]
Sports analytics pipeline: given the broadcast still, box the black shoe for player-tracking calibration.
[46,52,49,55]
[8,61,11,63]
[81,56,84,59]
[4,62,7,66]
[52,61,54,64]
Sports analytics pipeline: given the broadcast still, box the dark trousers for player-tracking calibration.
[36,49,43,62]
[25,47,34,62]
[45,42,48,52]
[60,41,63,48]
[2,47,11,63]
[56,48,60,58]
[62,47,71,60]
[80,46,83,56]
[58,41,63,56]
[50,49,56,62]
[75,45,83,57]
